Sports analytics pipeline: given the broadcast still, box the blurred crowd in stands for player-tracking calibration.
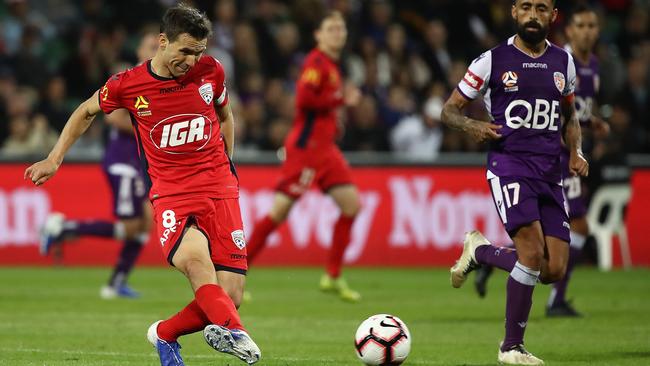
[0,0,648,162]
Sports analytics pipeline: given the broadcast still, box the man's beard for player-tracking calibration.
[516,20,548,45]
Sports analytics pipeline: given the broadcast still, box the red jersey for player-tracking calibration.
[98,56,238,201]
[284,48,344,150]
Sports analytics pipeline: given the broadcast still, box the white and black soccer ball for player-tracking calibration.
[354,314,411,365]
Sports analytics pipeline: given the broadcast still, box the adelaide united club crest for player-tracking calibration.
[198,83,213,105]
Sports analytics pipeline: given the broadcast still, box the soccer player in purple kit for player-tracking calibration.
[473,4,611,318]
[39,32,159,299]
[442,0,588,364]
[547,4,609,316]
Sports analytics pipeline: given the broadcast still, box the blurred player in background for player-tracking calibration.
[39,32,159,300]
[442,0,588,364]
[25,4,260,365]
[473,4,610,318]
[245,11,363,302]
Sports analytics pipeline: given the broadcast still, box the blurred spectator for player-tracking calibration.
[1,0,55,56]
[0,0,646,158]
[1,114,58,157]
[343,95,389,151]
[616,55,650,152]
[379,85,415,129]
[208,0,237,82]
[364,0,393,46]
[422,20,452,86]
[9,24,50,88]
[36,76,71,132]
[390,95,444,160]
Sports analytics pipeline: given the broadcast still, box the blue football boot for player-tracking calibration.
[203,324,261,364]
[147,320,185,366]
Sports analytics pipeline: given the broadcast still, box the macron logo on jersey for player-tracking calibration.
[150,114,213,154]
[463,70,484,91]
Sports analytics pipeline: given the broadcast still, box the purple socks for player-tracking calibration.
[475,244,518,272]
[63,220,116,238]
[502,261,540,351]
[108,239,145,288]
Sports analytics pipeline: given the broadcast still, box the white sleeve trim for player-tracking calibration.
[216,87,227,106]
[564,52,577,96]
[458,50,492,100]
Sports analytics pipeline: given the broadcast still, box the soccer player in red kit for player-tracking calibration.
[246,11,362,302]
[24,5,260,365]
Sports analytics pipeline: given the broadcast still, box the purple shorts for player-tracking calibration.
[102,161,147,219]
[102,133,147,219]
[560,148,588,219]
[488,172,570,242]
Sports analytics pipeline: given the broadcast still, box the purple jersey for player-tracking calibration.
[104,128,139,167]
[102,127,146,218]
[458,36,577,184]
[565,45,599,126]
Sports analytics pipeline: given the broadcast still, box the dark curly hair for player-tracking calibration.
[160,3,212,42]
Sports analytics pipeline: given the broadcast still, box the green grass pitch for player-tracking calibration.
[1,267,649,365]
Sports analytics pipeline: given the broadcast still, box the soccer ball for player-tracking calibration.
[354,314,411,365]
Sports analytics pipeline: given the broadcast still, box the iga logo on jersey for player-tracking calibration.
[150,113,213,154]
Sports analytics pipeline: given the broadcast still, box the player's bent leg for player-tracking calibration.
[40,213,125,255]
[216,270,246,309]
[324,184,361,302]
[538,236,569,285]
[147,320,186,366]
[172,226,219,290]
[172,227,260,364]
[547,217,584,316]
[246,192,295,264]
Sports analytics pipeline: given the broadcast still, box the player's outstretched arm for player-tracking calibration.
[441,89,502,143]
[216,101,235,159]
[24,90,102,185]
[561,95,589,177]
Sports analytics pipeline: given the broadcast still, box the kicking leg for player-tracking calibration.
[172,226,259,364]
[40,213,123,255]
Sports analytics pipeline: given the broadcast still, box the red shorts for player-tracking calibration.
[276,145,354,199]
[152,196,247,274]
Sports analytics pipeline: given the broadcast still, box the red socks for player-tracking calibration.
[247,215,278,263]
[157,300,209,342]
[195,284,244,331]
[157,284,244,342]
[327,215,355,278]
